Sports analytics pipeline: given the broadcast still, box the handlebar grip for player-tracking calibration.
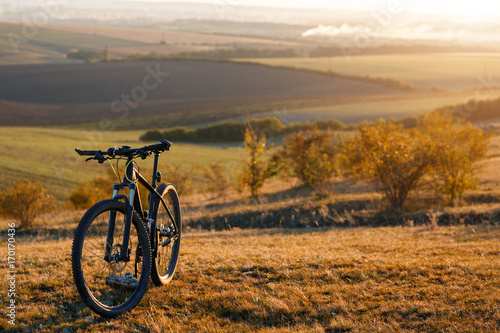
[146,140,171,151]
[75,148,100,156]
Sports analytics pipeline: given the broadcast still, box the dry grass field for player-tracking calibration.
[0,220,498,332]
[0,133,499,332]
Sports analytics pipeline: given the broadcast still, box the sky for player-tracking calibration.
[119,0,500,19]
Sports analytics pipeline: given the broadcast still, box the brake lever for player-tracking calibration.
[85,156,106,163]
[140,150,151,160]
[85,151,107,163]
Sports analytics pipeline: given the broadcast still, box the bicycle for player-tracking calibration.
[71,140,181,317]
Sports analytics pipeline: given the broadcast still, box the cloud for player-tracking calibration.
[301,21,500,46]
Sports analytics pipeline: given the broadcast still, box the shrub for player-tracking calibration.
[0,179,55,228]
[68,172,116,209]
[237,124,271,196]
[195,121,245,142]
[161,164,193,197]
[316,119,346,131]
[164,127,196,141]
[203,162,232,198]
[68,184,97,209]
[140,129,164,141]
[421,111,491,205]
[248,117,284,134]
[273,125,340,188]
[345,120,434,210]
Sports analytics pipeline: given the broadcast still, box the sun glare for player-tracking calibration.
[409,1,500,19]
[194,0,500,19]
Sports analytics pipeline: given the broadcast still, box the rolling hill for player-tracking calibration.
[0,60,402,127]
[237,54,500,90]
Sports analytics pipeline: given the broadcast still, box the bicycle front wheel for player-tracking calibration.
[151,183,181,286]
[71,199,151,317]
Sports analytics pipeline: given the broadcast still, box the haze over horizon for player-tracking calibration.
[111,0,500,19]
[2,0,500,20]
[1,0,500,48]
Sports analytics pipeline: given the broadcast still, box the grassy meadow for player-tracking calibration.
[0,221,498,332]
[0,127,244,204]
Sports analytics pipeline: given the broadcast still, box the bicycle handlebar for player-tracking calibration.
[75,140,171,162]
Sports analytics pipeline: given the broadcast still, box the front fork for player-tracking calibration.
[104,183,136,263]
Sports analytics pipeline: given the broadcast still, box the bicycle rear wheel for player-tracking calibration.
[151,183,181,286]
[71,199,151,317]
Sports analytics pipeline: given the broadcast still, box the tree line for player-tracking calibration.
[140,117,346,143]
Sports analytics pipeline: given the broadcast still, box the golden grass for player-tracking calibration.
[0,221,498,332]
[236,54,500,90]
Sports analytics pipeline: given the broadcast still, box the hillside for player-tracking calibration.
[0,21,290,65]
[238,54,500,90]
[0,60,402,127]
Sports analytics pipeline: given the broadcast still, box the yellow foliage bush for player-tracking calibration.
[0,179,55,228]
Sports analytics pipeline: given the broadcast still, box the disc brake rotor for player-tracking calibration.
[110,244,127,274]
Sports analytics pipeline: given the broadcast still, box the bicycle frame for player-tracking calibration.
[104,153,178,263]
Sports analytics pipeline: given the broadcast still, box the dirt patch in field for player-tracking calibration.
[186,202,500,230]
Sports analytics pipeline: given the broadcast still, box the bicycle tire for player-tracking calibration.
[71,199,151,317]
[150,183,181,286]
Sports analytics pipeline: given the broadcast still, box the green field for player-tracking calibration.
[236,54,500,90]
[0,127,244,204]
